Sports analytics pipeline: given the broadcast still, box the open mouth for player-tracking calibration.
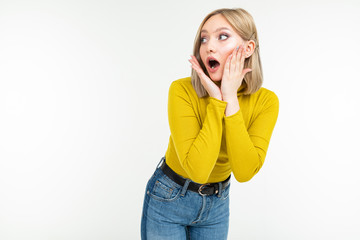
[208,59,220,69]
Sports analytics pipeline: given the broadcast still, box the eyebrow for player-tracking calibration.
[200,27,231,34]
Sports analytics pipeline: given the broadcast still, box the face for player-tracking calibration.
[199,14,246,82]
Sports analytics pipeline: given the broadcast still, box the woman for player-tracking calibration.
[141,8,279,239]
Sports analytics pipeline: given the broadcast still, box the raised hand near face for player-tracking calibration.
[189,55,223,100]
[189,44,251,102]
[221,44,252,102]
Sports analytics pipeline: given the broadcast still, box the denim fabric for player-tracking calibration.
[141,158,230,240]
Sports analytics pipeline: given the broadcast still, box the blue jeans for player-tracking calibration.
[141,158,230,239]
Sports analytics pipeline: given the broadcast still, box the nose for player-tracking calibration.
[206,38,216,53]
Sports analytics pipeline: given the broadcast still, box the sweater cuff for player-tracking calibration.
[209,97,227,108]
[224,108,245,123]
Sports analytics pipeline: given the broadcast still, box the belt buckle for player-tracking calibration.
[198,184,208,196]
[198,184,219,196]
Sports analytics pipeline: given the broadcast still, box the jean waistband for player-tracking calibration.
[159,158,230,196]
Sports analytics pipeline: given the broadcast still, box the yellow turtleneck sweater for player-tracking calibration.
[165,77,279,184]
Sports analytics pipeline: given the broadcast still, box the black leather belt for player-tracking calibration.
[160,160,230,196]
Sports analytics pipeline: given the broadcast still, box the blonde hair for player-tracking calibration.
[191,8,263,97]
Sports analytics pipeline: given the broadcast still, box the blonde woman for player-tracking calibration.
[141,8,279,239]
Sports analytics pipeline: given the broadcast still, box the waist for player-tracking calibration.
[165,149,232,182]
[160,159,230,196]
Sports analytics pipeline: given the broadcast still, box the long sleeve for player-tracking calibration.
[167,81,227,183]
[224,91,279,182]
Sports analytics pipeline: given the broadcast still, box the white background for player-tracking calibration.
[1,0,359,239]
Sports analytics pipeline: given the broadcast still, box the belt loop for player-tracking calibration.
[156,156,165,169]
[181,179,191,196]
[217,182,223,198]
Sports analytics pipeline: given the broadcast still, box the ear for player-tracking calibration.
[245,40,256,58]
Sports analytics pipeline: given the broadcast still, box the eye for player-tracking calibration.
[218,34,229,40]
[200,37,207,43]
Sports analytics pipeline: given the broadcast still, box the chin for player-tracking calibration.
[209,74,222,82]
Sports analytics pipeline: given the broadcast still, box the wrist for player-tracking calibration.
[208,92,223,101]
[222,94,237,103]
[224,97,238,106]
[225,98,240,116]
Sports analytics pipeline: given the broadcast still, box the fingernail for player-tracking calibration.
[236,46,239,50]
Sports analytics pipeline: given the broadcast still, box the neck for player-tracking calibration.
[214,80,221,87]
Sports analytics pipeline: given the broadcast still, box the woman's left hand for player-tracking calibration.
[221,44,252,101]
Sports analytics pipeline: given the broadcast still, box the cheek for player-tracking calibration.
[220,39,242,59]
[221,45,237,59]
[199,47,206,63]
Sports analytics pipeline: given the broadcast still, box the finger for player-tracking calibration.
[230,47,238,73]
[190,55,202,69]
[240,45,246,71]
[241,68,252,78]
[191,64,205,78]
[224,53,232,79]
[188,57,198,68]
[189,62,200,73]
[189,57,205,74]
[188,59,199,71]
[235,45,242,72]
[189,57,211,82]
[190,55,205,72]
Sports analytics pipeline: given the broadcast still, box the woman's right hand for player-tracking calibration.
[189,56,222,100]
